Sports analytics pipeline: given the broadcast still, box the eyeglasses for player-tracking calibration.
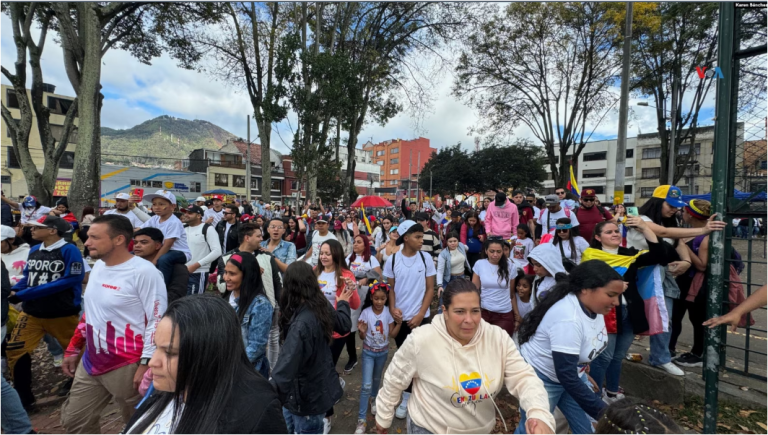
[268,225,283,230]
[556,191,565,195]
[223,212,234,215]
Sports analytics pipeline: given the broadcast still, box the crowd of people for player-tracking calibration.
[1,183,762,434]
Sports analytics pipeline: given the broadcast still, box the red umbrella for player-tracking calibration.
[350,196,393,208]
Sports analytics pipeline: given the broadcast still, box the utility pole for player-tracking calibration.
[613,2,633,205]
[247,115,252,203]
[429,169,433,204]
[416,152,421,203]
[669,71,678,185]
[408,149,413,202]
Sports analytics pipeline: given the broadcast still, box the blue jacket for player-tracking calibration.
[234,293,273,378]
[436,243,471,287]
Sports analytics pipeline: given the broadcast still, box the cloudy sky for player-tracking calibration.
[1,13,719,158]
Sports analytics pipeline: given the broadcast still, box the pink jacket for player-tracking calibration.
[484,199,519,239]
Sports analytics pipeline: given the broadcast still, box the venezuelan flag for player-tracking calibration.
[567,164,580,197]
[581,249,668,335]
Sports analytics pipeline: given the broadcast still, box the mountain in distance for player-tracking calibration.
[101,115,239,165]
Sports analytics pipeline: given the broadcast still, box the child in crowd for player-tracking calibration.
[595,398,682,434]
[139,190,191,285]
[511,225,535,272]
[527,243,567,304]
[512,272,535,336]
[355,282,401,434]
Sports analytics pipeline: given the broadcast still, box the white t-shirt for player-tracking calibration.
[511,238,534,269]
[383,251,437,321]
[318,271,338,306]
[516,293,534,319]
[104,209,144,228]
[140,215,191,261]
[520,293,608,383]
[627,215,674,249]
[346,254,380,277]
[479,210,487,222]
[536,208,580,233]
[472,259,514,313]
[228,292,238,310]
[553,236,590,265]
[359,306,394,350]
[308,231,337,267]
[128,401,181,434]
[203,208,224,225]
[20,206,51,225]
[184,223,222,269]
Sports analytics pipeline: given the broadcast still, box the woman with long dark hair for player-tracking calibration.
[273,261,353,434]
[472,238,516,336]
[516,260,625,434]
[551,217,589,265]
[583,218,671,404]
[79,206,96,257]
[223,252,273,378]
[374,215,395,251]
[285,216,307,254]
[460,211,486,267]
[124,295,286,434]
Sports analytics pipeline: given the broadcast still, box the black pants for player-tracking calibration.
[670,299,707,357]
[467,252,482,268]
[394,315,432,393]
[344,332,357,364]
[326,336,349,418]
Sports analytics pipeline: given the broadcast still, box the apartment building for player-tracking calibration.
[542,138,638,205]
[334,145,381,195]
[362,137,436,201]
[1,84,79,199]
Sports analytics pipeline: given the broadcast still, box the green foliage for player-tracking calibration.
[100,115,237,164]
[419,140,546,196]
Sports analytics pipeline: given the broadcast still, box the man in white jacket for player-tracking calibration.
[182,206,222,295]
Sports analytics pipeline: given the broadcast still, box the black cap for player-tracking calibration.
[29,216,71,233]
[185,205,204,215]
[414,212,429,222]
[495,191,507,206]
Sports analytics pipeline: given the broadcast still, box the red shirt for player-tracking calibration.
[518,207,534,225]
[575,206,613,242]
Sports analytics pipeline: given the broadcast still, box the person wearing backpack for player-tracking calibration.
[536,195,580,244]
[382,220,437,420]
[183,205,222,295]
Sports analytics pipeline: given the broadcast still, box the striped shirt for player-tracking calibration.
[420,230,442,257]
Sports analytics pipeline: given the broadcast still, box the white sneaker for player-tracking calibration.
[354,419,366,434]
[371,401,377,416]
[601,389,623,404]
[53,354,63,368]
[323,417,332,434]
[339,377,346,390]
[395,401,407,419]
[655,362,685,376]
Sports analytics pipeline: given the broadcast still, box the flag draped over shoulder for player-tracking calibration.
[582,248,668,335]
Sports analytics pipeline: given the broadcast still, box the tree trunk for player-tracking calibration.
[258,124,272,203]
[345,126,359,203]
[67,4,103,219]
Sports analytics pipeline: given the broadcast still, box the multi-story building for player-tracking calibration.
[541,138,638,205]
[1,84,79,199]
[362,137,436,201]
[334,145,381,195]
[99,164,206,207]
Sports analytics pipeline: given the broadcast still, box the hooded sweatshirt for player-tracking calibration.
[375,314,555,434]
[527,243,566,305]
[484,198,520,240]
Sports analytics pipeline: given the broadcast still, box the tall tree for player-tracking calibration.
[48,2,221,217]
[418,144,472,198]
[469,139,548,193]
[454,2,622,189]
[1,2,78,205]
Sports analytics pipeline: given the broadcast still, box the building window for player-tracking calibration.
[390,180,398,185]
[583,186,604,194]
[271,180,281,191]
[191,182,201,193]
[377,161,384,166]
[390,169,399,175]
[5,147,20,169]
[391,147,399,154]
[47,96,74,115]
[215,173,228,186]
[376,150,385,156]
[583,152,607,162]
[642,147,662,159]
[678,143,701,155]
[626,149,634,158]
[141,180,151,187]
[625,167,633,177]
[50,124,79,144]
[151,181,162,188]
[390,158,399,164]
[251,178,259,190]
[380,167,385,174]
[641,187,655,197]
[624,185,633,194]
[130,179,140,186]
[582,169,606,178]
[232,175,245,188]
[59,151,75,169]
[5,89,19,109]
[291,180,299,190]
[641,167,660,179]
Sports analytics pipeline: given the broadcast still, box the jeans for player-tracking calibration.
[44,333,64,358]
[267,310,280,371]
[407,415,433,434]
[0,378,32,435]
[282,408,325,434]
[358,348,389,420]
[514,368,594,435]
[589,305,635,392]
[156,250,187,286]
[187,272,208,295]
[649,296,675,366]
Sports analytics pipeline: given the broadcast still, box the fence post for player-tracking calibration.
[703,3,736,433]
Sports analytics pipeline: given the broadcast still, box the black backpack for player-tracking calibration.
[200,223,220,274]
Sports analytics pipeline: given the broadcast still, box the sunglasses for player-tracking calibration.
[556,229,570,233]
[582,198,595,202]
[556,191,565,195]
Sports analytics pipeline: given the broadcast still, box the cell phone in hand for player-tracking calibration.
[626,206,639,216]
[132,188,144,201]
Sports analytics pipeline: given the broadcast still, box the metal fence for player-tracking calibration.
[704,3,767,433]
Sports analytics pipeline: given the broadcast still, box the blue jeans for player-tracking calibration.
[358,348,389,420]
[157,250,187,286]
[0,378,32,435]
[282,408,325,434]
[589,305,634,392]
[514,368,593,434]
[649,296,674,366]
[44,333,64,358]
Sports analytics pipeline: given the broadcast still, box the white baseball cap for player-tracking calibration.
[1,225,16,241]
[115,192,131,200]
[195,196,206,202]
[143,190,177,205]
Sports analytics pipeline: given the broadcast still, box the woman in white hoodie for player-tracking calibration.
[375,278,555,434]
[527,243,567,305]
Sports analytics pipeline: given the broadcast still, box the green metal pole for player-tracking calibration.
[703,3,736,433]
